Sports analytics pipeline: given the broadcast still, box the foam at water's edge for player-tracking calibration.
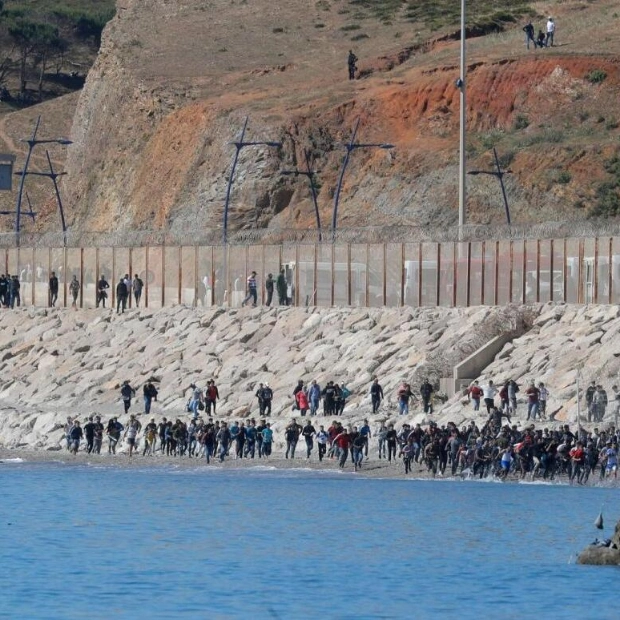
[0,458,25,463]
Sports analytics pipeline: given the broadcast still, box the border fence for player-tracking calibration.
[4,236,620,309]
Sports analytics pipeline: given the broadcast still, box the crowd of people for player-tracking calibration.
[60,410,619,483]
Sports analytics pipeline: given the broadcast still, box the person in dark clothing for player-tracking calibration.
[9,275,20,308]
[132,274,144,307]
[370,378,384,414]
[347,50,357,80]
[420,379,434,414]
[0,274,8,307]
[97,275,110,308]
[143,381,158,414]
[69,420,83,455]
[120,380,136,414]
[302,421,316,459]
[386,424,398,462]
[265,273,274,307]
[276,268,287,306]
[537,29,546,48]
[285,420,302,459]
[49,271,59,307]
[83,416,96,454]
[116,277,128,314]
[523,20,536,50]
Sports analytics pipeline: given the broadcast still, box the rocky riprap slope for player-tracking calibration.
[0,303,619,450]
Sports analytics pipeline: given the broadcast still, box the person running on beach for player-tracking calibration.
[261,423,273,457]
[124,415,142,458]
[142,418,158,456]
[84,416,96,454]
[217,422,231,462]
[352,431,365,471]
[107,417,123,454]
[285,419,302,458]
[64,416,73,451]
[302,420,316,459]
[386,424,398,462]
[93,416,104,454]
[316,425,328,462]
[69,420,83,455]
[120,380,136,414]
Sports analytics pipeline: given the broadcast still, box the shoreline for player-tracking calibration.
[2,447,619,487]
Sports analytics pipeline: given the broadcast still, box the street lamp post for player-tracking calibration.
[467,147,513,225]
[14,115,72,245]
[331,118,394,239]
[222,116,282,245]
[281,149,322,241]
[458,0,467,231]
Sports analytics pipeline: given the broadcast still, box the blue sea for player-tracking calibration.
[0,461,619,619]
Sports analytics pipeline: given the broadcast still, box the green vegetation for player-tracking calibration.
[585,69,607,84]
[590,153,620,217]
[348,0,531,31]
[557,170,572,184]
[513,114,529,130]
[0,0,115,105]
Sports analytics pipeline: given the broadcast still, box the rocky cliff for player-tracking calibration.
[45,0,620,238]
[1,303,619,450]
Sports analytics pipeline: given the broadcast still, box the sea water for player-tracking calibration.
[0,462,619,619]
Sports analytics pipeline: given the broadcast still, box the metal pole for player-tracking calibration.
[332,118,360,238]
[15,115,41,245]
[45,150,67,245]
[493,148,511,225]
[222,117,248,245]
[305,150,322,241]
[458,0,466,230]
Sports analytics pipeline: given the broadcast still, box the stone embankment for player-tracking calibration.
[0,303,619,451]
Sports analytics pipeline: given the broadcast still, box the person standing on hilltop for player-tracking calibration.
[523,20,536,50]
[523,19,536,50]
[241,270,258,307]
[96,274,109,308]
[347,49,358,80]
[49,271,59,307]
[545,17,555,47]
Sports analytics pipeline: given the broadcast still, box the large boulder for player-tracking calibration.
[577,519,620,566]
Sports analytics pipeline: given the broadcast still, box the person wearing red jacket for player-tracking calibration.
[334,428,352,468]
[295,389,309,416]
[468,381,483,411]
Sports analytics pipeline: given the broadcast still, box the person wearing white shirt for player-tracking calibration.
[482,380,498,413]
[545,17,555,47]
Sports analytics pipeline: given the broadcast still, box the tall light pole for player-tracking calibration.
[222,117,282,245]
[458,0,467,231]
[14,115,72,245]
[331,118,394,239]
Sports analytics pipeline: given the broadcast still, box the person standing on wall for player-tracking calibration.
[242,271,258,307]
[49,271,59,307]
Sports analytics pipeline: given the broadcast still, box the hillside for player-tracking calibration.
[3,0,620,237]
